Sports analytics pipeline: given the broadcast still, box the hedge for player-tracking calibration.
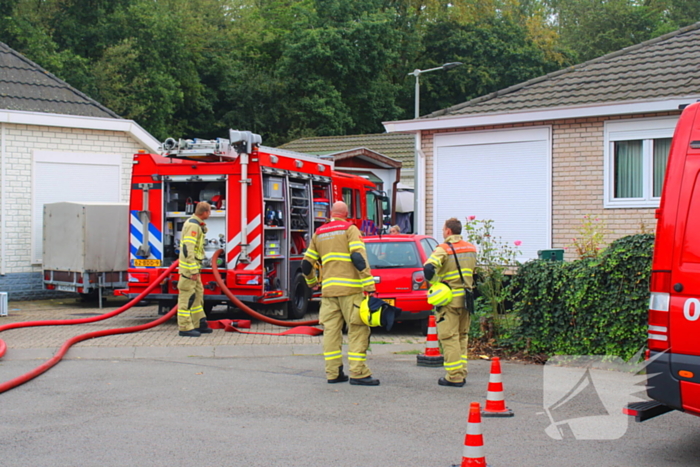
[507,234,654,360]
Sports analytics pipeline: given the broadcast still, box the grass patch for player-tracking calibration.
[393,349,421,355]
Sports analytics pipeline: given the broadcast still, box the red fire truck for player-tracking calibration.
[627,101,700,422]
[123,130,386,319]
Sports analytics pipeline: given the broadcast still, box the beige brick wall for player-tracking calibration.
[0,123,144,274]
[422,112,678,259]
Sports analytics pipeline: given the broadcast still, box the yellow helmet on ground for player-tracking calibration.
[427,282,453,307]
[359,296,402,331]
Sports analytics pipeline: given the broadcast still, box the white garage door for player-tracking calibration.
[433,128,551,261]
[32,151,122,263]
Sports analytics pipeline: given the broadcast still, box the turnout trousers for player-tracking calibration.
[319,293,372,380]
[435,295,470,383]
[177,275,205,332]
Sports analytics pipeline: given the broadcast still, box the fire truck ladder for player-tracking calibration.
[160,130,262,264]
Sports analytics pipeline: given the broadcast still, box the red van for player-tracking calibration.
[628,101,700,421]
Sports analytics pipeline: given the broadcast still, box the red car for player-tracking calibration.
[362,234,439,329]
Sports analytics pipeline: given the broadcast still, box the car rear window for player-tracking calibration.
[366,242,421,268]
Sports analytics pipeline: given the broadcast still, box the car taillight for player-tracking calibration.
[648,271,671,351]
[412,271,428,290]
[236,274,261,286]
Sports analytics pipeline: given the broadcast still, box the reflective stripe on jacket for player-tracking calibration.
[425,235,477,291]
[303,218,375,297]
[178,215,207,277]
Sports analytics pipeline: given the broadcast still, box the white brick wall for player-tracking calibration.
[0,123,143,274]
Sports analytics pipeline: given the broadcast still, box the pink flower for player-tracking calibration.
[468,215,476,220]
[514,240,522,246]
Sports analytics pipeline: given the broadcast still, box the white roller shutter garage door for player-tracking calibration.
[433,128,551,261]
[32,151,122,263]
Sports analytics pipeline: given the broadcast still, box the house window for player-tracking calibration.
[605,117,677,208]
[613,138,671,198]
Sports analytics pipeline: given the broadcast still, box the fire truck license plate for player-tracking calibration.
[385,299,395,306]
[134,259,161,267]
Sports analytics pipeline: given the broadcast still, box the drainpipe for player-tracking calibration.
[414,132,426,235]
[391,168,400,226]
[1,123,5,276]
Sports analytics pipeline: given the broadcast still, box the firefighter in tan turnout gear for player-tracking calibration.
[177,202,214,337]
[302,201,380,386]
[423,217,477,387]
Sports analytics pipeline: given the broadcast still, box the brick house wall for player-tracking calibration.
[0,123,143,299]
[422,111,679,260]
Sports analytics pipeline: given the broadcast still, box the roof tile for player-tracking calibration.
[0,42,119,119]
[427,22,700,118]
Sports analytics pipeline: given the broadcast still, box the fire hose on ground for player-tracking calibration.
[0,251,322,393]
[0,261,181,394]
[210,249,321,335]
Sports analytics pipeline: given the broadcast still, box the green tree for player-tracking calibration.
[417,15,572,116]
[545,0,665,62]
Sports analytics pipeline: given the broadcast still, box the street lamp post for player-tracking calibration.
[408,62,463,233]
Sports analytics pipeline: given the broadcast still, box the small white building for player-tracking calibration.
[0,42,159,299]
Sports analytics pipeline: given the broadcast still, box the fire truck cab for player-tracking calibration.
[124,130,386,319]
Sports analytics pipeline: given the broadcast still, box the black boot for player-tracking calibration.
[179,329,201,337]
[328,365,349,384]
[349,376,380,386]
[438,377,466,387]
[198,318,213,334]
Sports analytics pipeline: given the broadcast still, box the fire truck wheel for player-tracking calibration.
[289,272,310,320]
[157,301,175,315]
[204,302,215,318]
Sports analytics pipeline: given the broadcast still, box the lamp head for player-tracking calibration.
[441,62,463,70]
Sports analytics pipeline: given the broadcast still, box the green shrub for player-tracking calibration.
[508,234,654,360]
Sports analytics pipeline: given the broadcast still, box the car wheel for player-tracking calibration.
[289,272,309,319]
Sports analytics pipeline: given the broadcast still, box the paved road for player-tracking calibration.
[1,298,700,466]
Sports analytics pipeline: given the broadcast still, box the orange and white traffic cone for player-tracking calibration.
[417,315,444,367]
[481,357,514,417]
[452,402,490,467]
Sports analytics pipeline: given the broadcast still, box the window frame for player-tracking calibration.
[342,187,354,218]
[604,117,678,208]
[421,238,438,258]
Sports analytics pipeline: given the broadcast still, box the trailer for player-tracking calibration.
[43,202,129,306]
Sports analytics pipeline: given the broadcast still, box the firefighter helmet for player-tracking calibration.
[427,282,453,307]
[359,296,402,331]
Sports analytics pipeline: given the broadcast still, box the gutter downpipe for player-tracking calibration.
[391,168,400,226]
[1,123,5,275]
[414,132,425,235]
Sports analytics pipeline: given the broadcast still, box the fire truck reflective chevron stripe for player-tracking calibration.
[244,234,262,270]
[130,210,162,267]
[226,215,262,269]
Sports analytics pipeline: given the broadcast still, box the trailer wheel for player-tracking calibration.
[289,272,310,320]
